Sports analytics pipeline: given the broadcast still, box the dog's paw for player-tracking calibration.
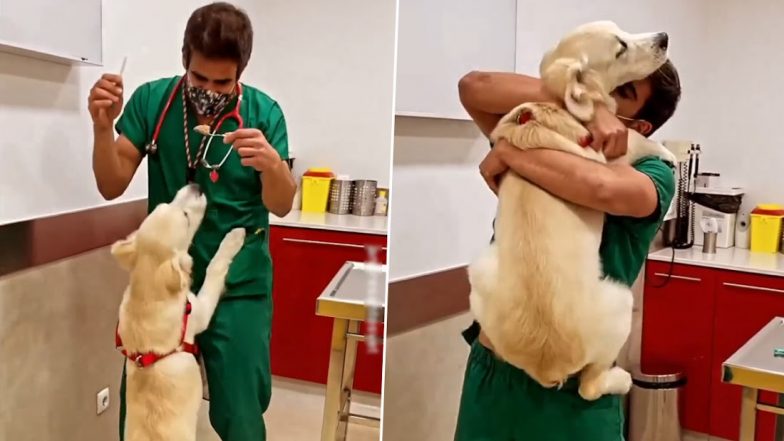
[579,367,632,400]
[578,381,602,401]
[604,367,633,395]
[218,228,246,257]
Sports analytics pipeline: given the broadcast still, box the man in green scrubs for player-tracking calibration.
[87,3,296,440]
[454,60,682,440]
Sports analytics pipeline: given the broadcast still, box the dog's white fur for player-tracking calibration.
[111,183,245,441]
[468,21,676,400]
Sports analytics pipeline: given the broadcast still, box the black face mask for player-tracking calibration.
[185,82,234,117]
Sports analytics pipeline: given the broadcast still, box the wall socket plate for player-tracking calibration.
[96,387,110,415]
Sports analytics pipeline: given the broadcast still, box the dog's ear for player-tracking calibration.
[155,257,184,293]
[110,233,137,271]
[541,56,598,122]
[564,61,595,122]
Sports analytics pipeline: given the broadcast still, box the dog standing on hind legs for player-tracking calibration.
[468,21,676,400]
[111,183,245,441]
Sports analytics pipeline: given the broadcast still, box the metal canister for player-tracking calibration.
[351,179,377,216]
[328,178,353,215]
[703,231,717,254]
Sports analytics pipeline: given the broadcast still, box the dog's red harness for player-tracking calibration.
[115,301,199,368]
[516,109,594,148]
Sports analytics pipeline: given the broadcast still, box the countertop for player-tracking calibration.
[316,261,387,321]
[648,246,784,277]
[722,317,784,393]
[270,210,388,236]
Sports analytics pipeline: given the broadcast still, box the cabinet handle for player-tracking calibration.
[722,282,784,294]
[653,272,702,282]
[282,238,387,251]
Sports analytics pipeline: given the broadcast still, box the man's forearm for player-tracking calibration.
[458,72,557,136]
[459,72,553,114]
[501,147,608,210]
[497,142,658,217]
[261,162,296,217]
[92,127,127,200]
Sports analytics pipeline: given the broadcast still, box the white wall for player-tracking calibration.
[0,0,395,226]
[389,117,497,280]
[389,0,712,281]
[0,0,172,225]
[698,2,784,209]
[240,0,396,187]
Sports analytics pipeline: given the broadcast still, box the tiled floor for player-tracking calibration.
[197,376,381,441]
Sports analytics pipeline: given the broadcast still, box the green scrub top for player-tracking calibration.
[600,156,676,285]
[115,76,289,298]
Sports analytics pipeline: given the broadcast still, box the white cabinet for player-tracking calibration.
[0,0,102,65]
[395,0,517,121]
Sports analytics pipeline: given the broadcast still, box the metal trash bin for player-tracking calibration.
[629,366,686,441]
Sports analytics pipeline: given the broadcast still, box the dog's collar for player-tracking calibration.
[516,109,593,148]
[115,300,199,368]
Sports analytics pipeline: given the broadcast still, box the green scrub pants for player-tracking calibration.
[119,295,272,441]
[454,321,626,441]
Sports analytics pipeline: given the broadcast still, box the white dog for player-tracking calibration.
[111,183,245,441]
[468,21,676,400]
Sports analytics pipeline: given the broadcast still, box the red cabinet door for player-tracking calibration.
[710,270,784,441]
[641,261,716,434]
[269,226,387,394]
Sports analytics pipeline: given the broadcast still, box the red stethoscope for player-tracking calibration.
[145,76,244,157]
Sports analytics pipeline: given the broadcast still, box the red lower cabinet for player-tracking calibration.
[709,271,784,441]
[643,258,784,441]
[641,261,716,434]
[269,226,387,394]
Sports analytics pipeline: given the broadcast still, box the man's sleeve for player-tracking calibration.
[624,156,677,227]
[263,101,289,161]
[115,83,150,155]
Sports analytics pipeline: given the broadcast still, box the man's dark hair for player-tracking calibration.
[636,59,681,134]
[182,2,253,77]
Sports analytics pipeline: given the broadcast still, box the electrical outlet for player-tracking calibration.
[96,387,110,415]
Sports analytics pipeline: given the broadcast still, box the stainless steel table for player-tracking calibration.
[317,261,386,441]
[723,317,784,441]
